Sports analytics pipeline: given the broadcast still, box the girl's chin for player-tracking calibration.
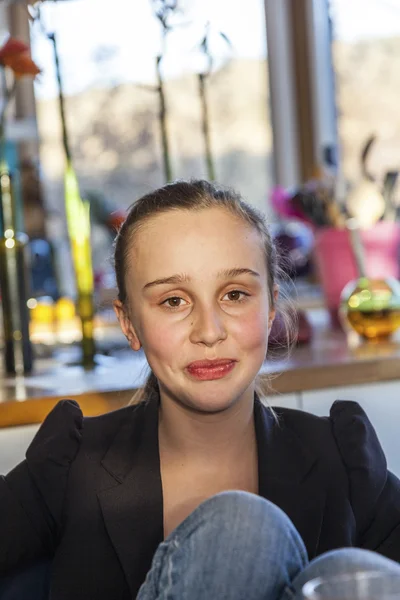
[180,388,253,414]
[184,400,238,415]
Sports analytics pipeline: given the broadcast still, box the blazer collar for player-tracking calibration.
[254,396,317,486]
[100,394,317,485]
[98,393,324,598]
[100,395,159,483]
[254,397,325,558]
[98,393,163,599]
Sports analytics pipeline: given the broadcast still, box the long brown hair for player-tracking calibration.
[114,179,296,404]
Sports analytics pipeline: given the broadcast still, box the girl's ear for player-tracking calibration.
[113,300,141,351]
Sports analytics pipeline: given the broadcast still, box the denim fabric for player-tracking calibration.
[137,491,400,600]
[2,492,400,599]
[137,491,307,600]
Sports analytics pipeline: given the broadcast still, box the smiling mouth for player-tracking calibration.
[186,359,237,381]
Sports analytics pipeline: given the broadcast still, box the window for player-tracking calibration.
[330,0,400,189]
[31,0,273,216]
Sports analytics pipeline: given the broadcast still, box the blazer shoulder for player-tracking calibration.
[272,400,389,492]
[270,402,348,476]
[26,399,83,471]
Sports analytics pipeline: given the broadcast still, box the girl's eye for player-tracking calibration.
[161,296,187,309]
[224,290,249,302]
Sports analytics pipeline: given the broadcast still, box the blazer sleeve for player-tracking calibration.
[0,399,83,574]
[331,400,400,563]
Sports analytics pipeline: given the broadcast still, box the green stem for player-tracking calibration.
[48,32,71,162]
[156,55,173,182]
[198,72,215,181]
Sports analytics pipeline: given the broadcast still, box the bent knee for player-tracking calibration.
[165,490,307,566]
[197,490,296,535]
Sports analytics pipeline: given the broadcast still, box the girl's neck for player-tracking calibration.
[158,389,256,462]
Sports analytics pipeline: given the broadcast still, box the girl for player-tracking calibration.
[1,179,400,600]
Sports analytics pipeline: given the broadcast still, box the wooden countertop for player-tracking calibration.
[1,309,400,428]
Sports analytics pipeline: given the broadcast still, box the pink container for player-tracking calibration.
[313,222,400,315]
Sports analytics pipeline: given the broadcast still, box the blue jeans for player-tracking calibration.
[137,491,400,600]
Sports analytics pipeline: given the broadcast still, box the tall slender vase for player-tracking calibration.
[0,156,33,374]
[49,32,96,368]
[64,162,95,368]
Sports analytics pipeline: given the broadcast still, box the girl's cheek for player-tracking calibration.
[234,306,269,347]
[142,317,183,357]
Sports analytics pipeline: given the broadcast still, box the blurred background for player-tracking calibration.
[2,0,400,476]
[3,0,400,305]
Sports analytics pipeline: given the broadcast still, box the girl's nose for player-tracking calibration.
[189,305,227,346]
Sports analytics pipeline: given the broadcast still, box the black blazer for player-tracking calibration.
[1,394,400,599]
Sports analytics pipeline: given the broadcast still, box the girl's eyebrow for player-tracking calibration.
[143,268,260,290]
[143,273,190,290]
[218,267,260,280]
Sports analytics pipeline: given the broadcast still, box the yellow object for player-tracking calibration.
[55,296,76,322]
[29,296,54,325]
[64,163,94,296]
[340,277,400,340]
[64,161,96,367]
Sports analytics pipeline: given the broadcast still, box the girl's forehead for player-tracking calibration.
[135,207,255,240]
[128,208,266,277]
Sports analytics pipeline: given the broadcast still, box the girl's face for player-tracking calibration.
[116,207,276,414]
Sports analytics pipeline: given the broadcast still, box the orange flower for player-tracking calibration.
[0,37,40,78]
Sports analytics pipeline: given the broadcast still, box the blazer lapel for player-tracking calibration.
[97,394,163,599]
[254,398,325,559]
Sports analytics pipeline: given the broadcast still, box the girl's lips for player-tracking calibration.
[187,359,235,369]
[186,359,237,381]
